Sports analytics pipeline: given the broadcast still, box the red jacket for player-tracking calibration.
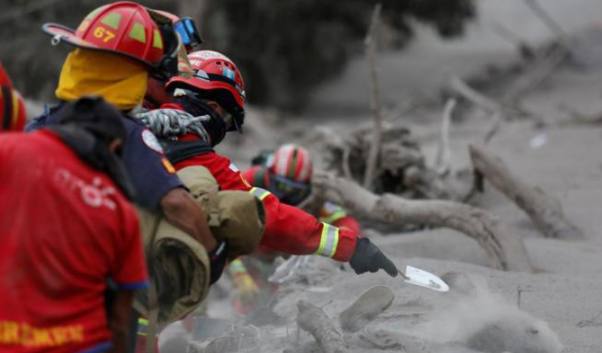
[175,152,357,261]
[0,131,147,353]
[161,105,357,261]
[243,166,361,235]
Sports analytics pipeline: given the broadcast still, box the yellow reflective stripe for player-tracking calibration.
[315,223,340,258]
[229,258,248,275]
[137,318,149,336]
[249,187,270,201]
[320,210,347,225]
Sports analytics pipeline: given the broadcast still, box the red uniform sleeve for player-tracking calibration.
[176,152,359,261]
[175,152,252,191]
[112,202,149,290]
[333,216,361,236]
[259,196,358,261]
[241,167,260,186]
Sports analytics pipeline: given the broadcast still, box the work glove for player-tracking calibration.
[209,241,228,284]
[349,238,398,277]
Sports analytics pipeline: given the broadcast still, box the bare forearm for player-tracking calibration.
[161,188,217,251]
[108,291,134,353]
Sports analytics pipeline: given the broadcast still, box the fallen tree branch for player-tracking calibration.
[297,300,348,353]
[434,99,456,175]
[313,172,533,271]
[469,144,583,239]
[449,76,503,114]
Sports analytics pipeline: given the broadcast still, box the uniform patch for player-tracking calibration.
[228,163,240,172]
[141,129,164,154]
[162,158,176,174]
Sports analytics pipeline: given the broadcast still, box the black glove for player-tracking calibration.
[349,238,398,277]
[209,241,228,284]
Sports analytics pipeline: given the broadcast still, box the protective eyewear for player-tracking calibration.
[174,17,203,50]
[148,10,181,81]
[269,174,311,206]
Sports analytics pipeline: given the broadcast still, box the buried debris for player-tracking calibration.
[297,300,348,353]
[339,286,395,333]
[313,171,533,272]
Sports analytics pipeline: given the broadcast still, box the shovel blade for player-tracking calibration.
[403,266,449,292]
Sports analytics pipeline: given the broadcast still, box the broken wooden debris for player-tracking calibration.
[297,300,348,353]
[469,144,583,239]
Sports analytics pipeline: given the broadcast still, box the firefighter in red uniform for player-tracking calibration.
[231,143,362,312]
[0,97,147,353]
[138,50,398,279]
[244,143,361,233]
[0,63,26,131]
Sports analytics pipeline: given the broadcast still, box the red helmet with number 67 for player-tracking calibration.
[166,50,246,131]
[41,1,180,79]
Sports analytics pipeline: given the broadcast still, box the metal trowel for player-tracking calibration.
[398,265,449,292]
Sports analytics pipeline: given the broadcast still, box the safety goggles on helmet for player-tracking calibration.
[268,174,312,206]
[174,17,202,50]
[147,9,181,81]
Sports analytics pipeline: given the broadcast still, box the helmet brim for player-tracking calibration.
[41,23,156,70]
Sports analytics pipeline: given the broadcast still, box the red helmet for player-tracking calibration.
[0,64,26,131]
[166,50,245,130]
[269,144,313,183]
[42,1,180,79]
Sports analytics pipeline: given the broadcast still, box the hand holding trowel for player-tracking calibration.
[349,238,449,292]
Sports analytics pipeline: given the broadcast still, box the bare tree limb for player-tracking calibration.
[434,99,456,175]
[469,144,583,240]
[313,172,533,272]
[449,76,504,115]
[363,3,383,190]
[297,300,348,353]
[342,146,353,180]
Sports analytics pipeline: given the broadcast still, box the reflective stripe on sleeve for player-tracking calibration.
[229,258,248,275]
[320,209,347,225]
[249,187,270,201]
[137,318,149,336]
[314,223,340,258]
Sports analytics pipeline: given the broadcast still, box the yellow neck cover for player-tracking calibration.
[55,49,148,111]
